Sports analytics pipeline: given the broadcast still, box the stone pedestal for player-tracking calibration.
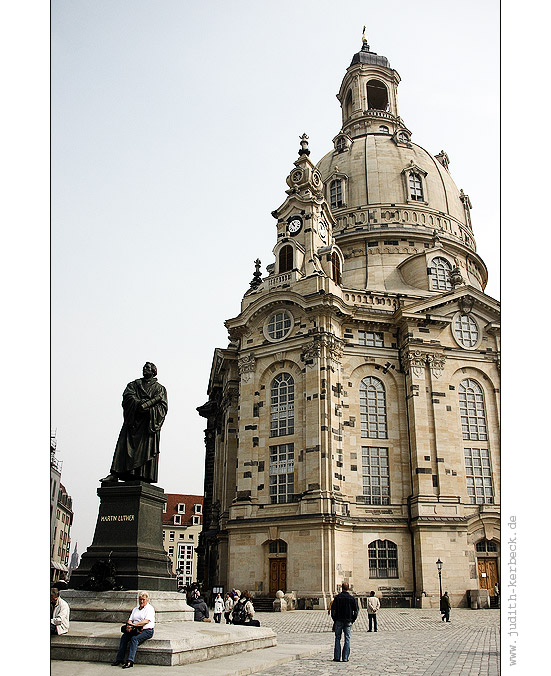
[61,590,194,623]
[70,481,176,592]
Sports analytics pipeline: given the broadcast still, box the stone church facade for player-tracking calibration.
[198,37,500,609]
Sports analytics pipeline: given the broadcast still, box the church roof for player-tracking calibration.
[350,42,390,69]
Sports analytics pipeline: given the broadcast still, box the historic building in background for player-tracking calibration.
[162,494,204,589]
[51,433,74,582]
[198,36,500,609]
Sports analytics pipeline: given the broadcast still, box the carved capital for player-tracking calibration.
[426,353,446,379]
[238,354,256,382]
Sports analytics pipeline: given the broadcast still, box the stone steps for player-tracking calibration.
[51,621,277,667]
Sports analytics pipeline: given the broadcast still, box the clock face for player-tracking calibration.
[319,219,327,240]
[288,216,303,235]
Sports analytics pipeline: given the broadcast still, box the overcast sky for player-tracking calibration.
[47,0,504,557]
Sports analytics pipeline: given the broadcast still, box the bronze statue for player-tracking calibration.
[101,362,168,483]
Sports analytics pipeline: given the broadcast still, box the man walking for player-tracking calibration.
[330,582,359,662]
[367,590,380,632]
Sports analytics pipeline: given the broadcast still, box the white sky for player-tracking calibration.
[1,0,550,671]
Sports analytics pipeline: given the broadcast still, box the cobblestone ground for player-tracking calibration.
[254,609,500,676]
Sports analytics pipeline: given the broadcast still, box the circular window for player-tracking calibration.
[453,313,480,349]
[265,310,293,341]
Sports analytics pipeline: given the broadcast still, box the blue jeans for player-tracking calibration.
[116,628,154,663]
[368,613,378,631]
[333,621,352,661]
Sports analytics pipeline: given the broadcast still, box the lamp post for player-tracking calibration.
[436,558,443,599]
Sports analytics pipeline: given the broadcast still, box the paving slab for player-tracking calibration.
[50,642,323,676]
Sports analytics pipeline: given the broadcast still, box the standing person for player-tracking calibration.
[224,593,234,624]
[367,591,380,632]
[50,588,70,635]
[440,591,451,622]
[213,593,224,623]
[330,582,359,663]
[112,592,155,668]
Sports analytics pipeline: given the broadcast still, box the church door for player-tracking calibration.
[269,559,287,597]
[477,558,498,595]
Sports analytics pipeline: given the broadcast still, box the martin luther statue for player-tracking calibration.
[101,362,168,484]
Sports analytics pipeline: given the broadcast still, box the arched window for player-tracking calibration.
[330,179,343,209]
[270,373,295,437]
[409,173,424,201]
[476,539,498,553]
[459,379,487,440]
[336,136,347,152]
[344,90,353,119]
[279,245,293,273]
[331,252,341,285]
[268,539,288,554]
[360,377,387,438]
[430,257,452,290]
[379,125,390,133]
[368,540,398,578]
[366,79,388,110]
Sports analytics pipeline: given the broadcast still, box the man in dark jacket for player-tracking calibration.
[190,595,211,622]
[330,582,359,662]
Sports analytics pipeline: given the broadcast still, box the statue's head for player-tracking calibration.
[143,362,157,377]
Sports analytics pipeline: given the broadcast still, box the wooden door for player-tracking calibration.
[269,558,287,597]
[477,558,498,595]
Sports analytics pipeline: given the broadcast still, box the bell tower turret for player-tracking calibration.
[337,28,407,140]
[272,134,338,280]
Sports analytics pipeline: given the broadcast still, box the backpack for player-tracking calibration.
[232,599,247,624]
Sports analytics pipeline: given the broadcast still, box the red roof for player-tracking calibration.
[162,493,204,526]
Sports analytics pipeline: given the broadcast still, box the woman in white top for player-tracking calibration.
[112,591,155,669]
[224,593,234,624]
[213,593,224,623]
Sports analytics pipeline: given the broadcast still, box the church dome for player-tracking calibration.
[316,135,468,229]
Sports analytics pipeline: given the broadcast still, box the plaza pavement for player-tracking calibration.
[51,608,500,676]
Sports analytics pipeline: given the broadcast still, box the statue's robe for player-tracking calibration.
[110,377,168,483]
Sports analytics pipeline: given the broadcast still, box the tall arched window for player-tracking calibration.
[460,379,493,504]
[368,540,398,578]
[330,179,343,209]
[344,90,353,119]
[331,252,341,285]
[270,373,295,437]
[360,377,387,438]
[409,173,424,201]
[430,257,452,290]
[279,245,293,273]
[366,79,388,110]
[459,379,487,440]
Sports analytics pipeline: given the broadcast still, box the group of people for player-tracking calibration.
[212,589,260,627]
[52,582,459,666]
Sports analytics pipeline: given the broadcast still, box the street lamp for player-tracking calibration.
[436,558,443,598]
